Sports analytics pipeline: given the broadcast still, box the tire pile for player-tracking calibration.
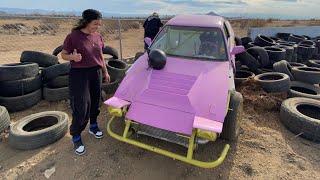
[0,45,127,112]
[235,33,320,142]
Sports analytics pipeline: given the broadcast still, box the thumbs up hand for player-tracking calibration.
[71,49,82,62]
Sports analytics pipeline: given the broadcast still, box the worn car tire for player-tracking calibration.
[241,37,252,46]
[0,62,39,81]
[103,46,119,59]
[235,36,242,45]
[307,60,320,68]
[101,78,121,95]
[47,75,69,88]
[264,47,286,64]
[52,45,63,56]
[235,70,255,86]
[0,106,10,133]
[280,98,320,142]
[0,89,42,112]
[9,111,68,150]
[254,72,290,93]
[244,42,258,49]
[299,40,315,46]
[106,59,128,80]
[289,81,320,100]
[288,34,306,43]
[20,51,59,67]
[277,33,292,41]
[254,35,276,47]
[0,74,42,97]
[289,62,307,68]
[235,51,259,73]
[43,86,69,102]
[221,91,243,141]
[292,67,320,84]
[247,47,270,68]
[275,45,294,62]
[41,62,70,82]
[134,52,144,61]
[273,60,294,80]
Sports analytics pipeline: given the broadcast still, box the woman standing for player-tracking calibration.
[61,9,110,155]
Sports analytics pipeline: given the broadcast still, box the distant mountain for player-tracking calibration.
[0,7,314,20]
[0,7,149,18]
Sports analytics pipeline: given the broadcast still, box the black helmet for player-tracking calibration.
[148,49,167,70]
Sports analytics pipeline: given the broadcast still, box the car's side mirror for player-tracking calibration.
[230,45,245,55]
[144,37,152,47]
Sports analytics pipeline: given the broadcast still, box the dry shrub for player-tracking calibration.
[237,80,287,112]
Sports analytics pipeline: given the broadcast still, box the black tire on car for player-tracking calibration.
[43,86,69,102]
[103,46,119,59]
[254,35,276,47]
[273,60,294,80]
[0,89,42,112]
[0,106,10,133]
[221,91,243,141]
[254,72,290,93]
[0,62,39,81]
[280,98,320,142]
[292,67,320,84]
[20,51,59,67]
[247,47,270,68]
[288,81,320,100]
[0,74,42,97]
[41,62,70,82]
[9,111,68,150]
[47,75,69,88]
[52,45,63,56]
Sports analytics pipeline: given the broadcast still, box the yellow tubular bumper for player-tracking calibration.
[106,116,230,168]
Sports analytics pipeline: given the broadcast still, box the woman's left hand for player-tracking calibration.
[103,72,110,83]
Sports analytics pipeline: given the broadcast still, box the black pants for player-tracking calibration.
[69,66,102,136]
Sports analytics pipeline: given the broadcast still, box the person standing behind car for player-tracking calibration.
[61,9,110,156]
[143,12,163,50]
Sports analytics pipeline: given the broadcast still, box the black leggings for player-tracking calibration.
[69,66,102,136]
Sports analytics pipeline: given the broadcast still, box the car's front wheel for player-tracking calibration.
[220,91,243,141]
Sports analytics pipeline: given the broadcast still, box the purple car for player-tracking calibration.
[105,14,245,168]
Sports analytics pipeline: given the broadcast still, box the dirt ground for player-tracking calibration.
[0,18,320,180]
[0,81,319,180]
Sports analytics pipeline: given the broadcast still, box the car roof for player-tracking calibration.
[166,14,225,29]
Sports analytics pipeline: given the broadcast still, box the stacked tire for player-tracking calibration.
[42,63,70,102]
[0,63,42,112]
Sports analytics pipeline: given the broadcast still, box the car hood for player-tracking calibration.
[114,54,230,123]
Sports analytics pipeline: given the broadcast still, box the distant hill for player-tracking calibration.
[0,7,149,18]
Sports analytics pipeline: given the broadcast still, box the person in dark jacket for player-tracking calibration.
[143,12,163,49]
[61,9,110,155]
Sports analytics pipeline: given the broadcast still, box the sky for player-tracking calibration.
[0,0,319,19]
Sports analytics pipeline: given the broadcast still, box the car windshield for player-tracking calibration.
[150,26,227,61]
